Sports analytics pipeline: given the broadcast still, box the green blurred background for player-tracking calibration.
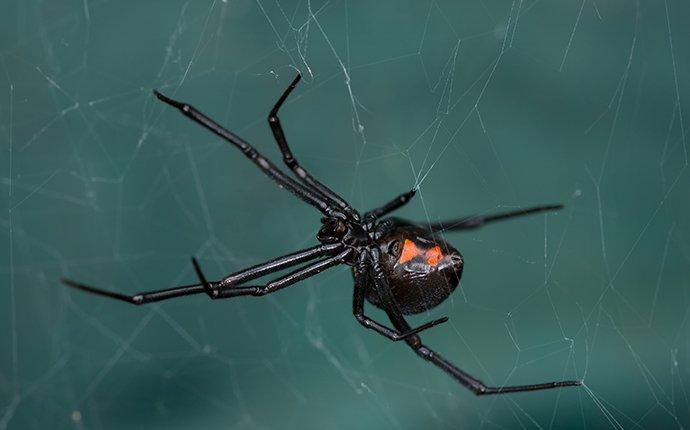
[1,0,689,428]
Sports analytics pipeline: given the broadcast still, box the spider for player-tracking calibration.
[62,74,581,396]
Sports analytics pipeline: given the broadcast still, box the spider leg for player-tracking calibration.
[153,90,345,220]
[410,344,581,395]
[364,189,416,222]
[352,260,447,341]
[61,279,204,305]
[195,248,353,298]
[368,250,580,395]
[62,243,342,305]
[423,204,564,233]
[269,74,360,222]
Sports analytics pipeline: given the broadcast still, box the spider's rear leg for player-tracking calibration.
[194,249,353,299]
[268,73,359,222]
[61,278,204,305]
[62,244,341,305]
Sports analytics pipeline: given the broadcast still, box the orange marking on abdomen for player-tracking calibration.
[398,239,421,264]
[425,245,443,266]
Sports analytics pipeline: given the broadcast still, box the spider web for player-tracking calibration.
[1,0,690,428]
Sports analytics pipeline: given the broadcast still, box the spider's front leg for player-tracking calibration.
[364,189,417,222]
[153,89,344,220]
[267,73,359,222]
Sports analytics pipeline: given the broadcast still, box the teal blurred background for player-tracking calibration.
[1,0,689,428]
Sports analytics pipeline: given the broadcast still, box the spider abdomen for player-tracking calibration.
[362,268,460,314]
[362,223,464,314]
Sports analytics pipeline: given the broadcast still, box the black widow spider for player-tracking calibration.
[63,74,581,396]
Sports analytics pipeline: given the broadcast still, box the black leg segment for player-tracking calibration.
[62,243,342,305]
[364,189,416,222]
[61,278,205,305]
[153,89,345,220]
[209,248,353,298]
[424,204,564,232]
[268,74,360,222]
[413,344,581,395]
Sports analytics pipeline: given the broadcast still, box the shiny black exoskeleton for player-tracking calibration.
[364,220,464,314]
[63,73,580,396]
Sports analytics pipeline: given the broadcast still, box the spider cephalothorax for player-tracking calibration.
[317,216,370,250]
[63,73,580,396]
[316,217,349,244]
